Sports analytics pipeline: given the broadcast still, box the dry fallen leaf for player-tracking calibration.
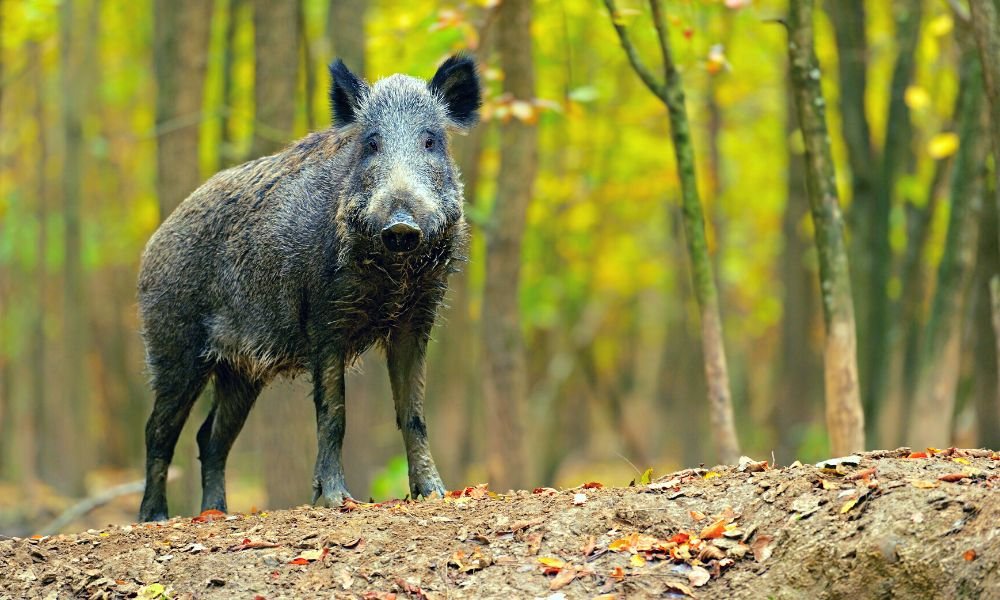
[629,554,646,568]
[964,549,977,561]
[938,473,969,483]
[687,565,711,587]
[910,479,940,489]
[582,481,604,489]
[581,535,596,557]
[192,509,226,523]
[664,581,695,597]
[700,519,727,540]
[751,534,776,563]
[549,567,578,590]
[840,498,859,514]
[689,510,707,522]
[228,538,279,552]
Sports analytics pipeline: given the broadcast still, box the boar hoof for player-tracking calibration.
[411,477,447,500]
[313,483,353,509]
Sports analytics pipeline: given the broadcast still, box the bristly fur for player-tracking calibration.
[137,55,481,522]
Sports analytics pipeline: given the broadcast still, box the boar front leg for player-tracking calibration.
[387,325,447,499]
[311,355,353,507]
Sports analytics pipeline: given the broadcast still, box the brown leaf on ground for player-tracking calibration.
[228,538,279,552]
[751,534,776,563]
[549,566,578,590]
[688,564,711,587]
[581,535,596,557]
[449,547,492,573]
[938,473,969,483]
[394,577,428,599]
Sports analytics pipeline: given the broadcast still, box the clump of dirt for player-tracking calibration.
[2,448,997,599]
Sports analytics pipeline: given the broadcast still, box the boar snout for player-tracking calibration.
[381,212,423,254]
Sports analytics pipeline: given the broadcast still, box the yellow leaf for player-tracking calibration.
[929,14,953,37]
[821,479,839,491]
[538,557,566,569]
[840,498,858,514]
[703,471,721,480]
[927,133,959,159]
[138,583,168,599]
[953,457,971,465]
[911,479,940,489]
[640,468,654,485]
[904,86,930,110]
[630,554,646,567]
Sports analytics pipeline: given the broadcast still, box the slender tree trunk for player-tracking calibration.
[969,0,1000,249]
[328,0,366,77]
[864,0,922,442]
[603,0,741,464]
[28,42,47,488]
[251,0,298,158]
[219,0,244,168]
[909,43,988,448]
[57,0,92,495]
[153,0,212,219]
[787,0,866,456]
[248,0,311,509]
[482,0,536,490]
[775,77,821,464]
[882,156,951,445]
[972,192,1000,448]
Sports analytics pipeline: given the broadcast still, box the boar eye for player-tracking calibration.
[424,137,435,151]
[368,139,379,153]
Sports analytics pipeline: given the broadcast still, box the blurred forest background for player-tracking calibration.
[1,0,1000,535]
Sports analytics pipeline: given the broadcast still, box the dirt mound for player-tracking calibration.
[2,448,998,599]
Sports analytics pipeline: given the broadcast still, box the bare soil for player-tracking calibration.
[2,448,998,599]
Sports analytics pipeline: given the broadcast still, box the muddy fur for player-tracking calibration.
[137,55,481,522]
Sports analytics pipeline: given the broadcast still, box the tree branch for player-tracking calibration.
[601,0,666,101]
[648,0,672,81]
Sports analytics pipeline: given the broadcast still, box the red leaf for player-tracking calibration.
[670,532,691,545]
[192,509,226,523]
[964,549,977,561]
[907,452,928,459]
[582,481,604,489]
[289,558,309,565]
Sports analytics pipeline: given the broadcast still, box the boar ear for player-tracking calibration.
[328,59,367,126]
[429,54,482,129]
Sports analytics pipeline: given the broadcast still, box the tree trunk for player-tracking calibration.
[328,0,367,77]
[56,0,94,495]
[909,42,988,448]
[602,0,741,464]
[787,0,866,456]
[864,0,922,443]
[775,76,821,464]
[251,0,298,159]
[248,0,311,509]
[219,0,245,168]
[969,0,1000,250]
[153,0,212,219]
[482,0,536,491]
[972,193,1000,449]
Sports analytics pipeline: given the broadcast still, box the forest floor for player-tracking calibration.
[1,448,998,599]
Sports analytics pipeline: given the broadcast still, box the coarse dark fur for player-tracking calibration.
[137,55,481,522]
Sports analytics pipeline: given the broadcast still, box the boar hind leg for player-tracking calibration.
[387,327,446,499]
[197,362,262,513]
[138,359,212,522]
[312,356,353,507]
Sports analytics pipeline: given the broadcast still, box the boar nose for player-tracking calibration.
[381,214,422,254]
